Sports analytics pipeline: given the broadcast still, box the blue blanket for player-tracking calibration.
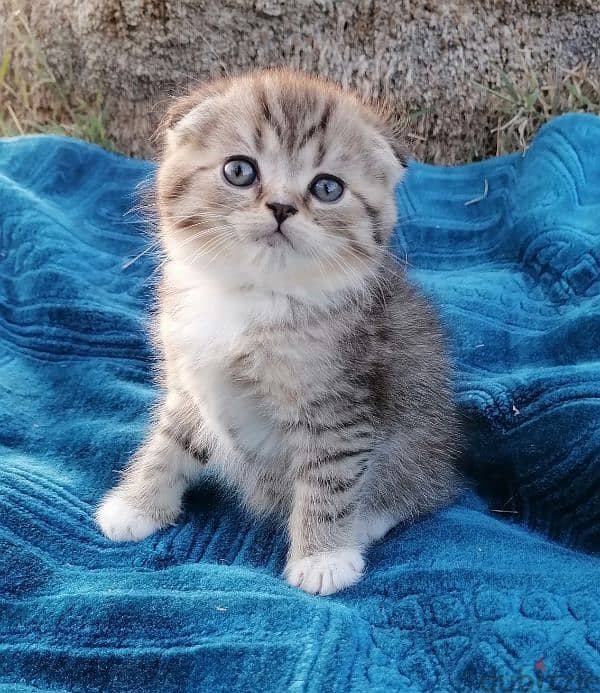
[1,114,599,692]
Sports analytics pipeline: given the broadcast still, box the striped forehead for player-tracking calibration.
[251,86,339,167]
[173,78,390,182]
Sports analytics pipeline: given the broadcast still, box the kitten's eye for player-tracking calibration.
[223,158,257,187]
[310,175,344,202]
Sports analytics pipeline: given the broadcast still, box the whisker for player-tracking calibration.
[121,241,161,270]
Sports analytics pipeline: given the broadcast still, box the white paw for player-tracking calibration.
[95,496,162,542]
[284,549,364,596]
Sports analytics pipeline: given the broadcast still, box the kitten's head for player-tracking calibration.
[157,69,406,295]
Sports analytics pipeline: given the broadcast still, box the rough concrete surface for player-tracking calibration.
[3,0,600,162]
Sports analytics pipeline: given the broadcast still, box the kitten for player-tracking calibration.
[96,69,460,595]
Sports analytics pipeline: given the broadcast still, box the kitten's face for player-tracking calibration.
[157,70,405,295]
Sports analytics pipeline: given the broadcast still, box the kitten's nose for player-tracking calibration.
[266,202,298,225]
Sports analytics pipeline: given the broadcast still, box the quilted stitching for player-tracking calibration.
[0,115,599,692]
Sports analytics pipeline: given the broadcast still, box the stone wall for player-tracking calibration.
[3,0,599,161]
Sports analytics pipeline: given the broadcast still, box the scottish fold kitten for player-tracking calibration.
[96,69,460,595]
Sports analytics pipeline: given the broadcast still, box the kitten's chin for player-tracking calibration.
[173,240,372,298]
[254,228,293,249]
[265,230,292,248]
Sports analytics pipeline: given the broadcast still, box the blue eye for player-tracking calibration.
[223,158,257,186]
[310,175,344,202]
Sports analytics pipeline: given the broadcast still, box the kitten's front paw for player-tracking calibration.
[284,549,364,596]
[96,496,162,542]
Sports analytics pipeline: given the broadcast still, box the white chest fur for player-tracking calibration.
[164,276,313,462]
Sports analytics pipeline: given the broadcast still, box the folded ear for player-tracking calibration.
[370,98,410,169]
[387,133,410,169]
[155,78,231,148]
[379,115,410,170]
[161,91,205,132]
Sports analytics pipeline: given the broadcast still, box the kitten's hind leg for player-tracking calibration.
[96,391,208,542]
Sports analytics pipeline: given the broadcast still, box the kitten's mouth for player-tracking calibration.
[263,226,293,248]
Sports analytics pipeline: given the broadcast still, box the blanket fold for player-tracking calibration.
[0,114,599,692]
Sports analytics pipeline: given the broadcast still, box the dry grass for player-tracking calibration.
[0,2,114,149]
[474,63,600,156]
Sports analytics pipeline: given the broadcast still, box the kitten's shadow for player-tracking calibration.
[180,474,289,572]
